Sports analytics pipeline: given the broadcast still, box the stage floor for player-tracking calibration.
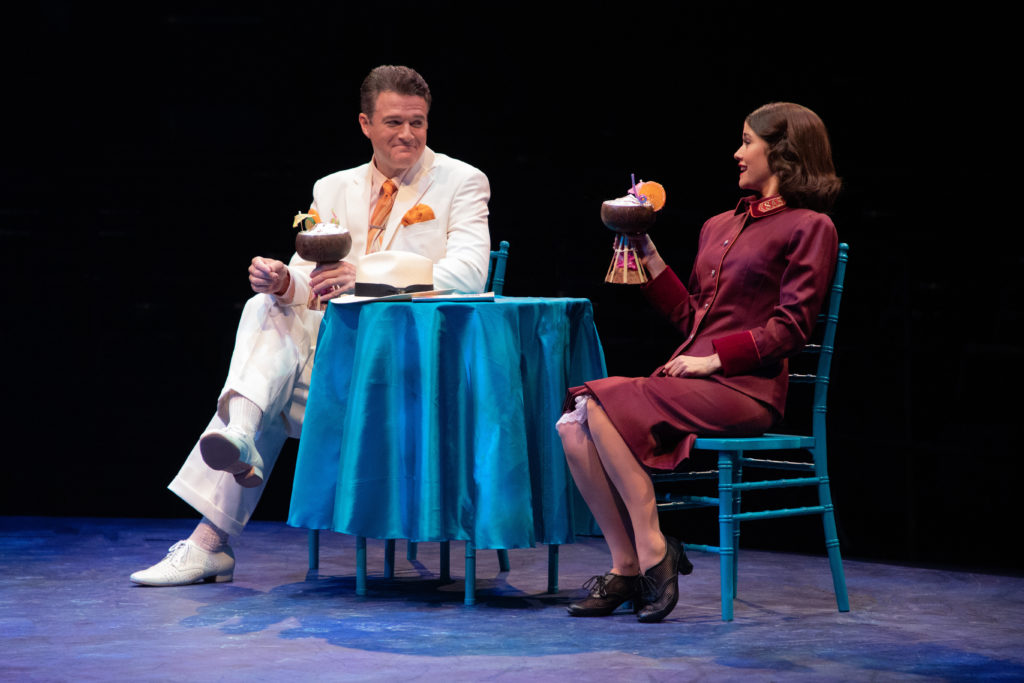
[2,516,1022,681]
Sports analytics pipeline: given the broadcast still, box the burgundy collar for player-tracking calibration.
[736,194,787,218]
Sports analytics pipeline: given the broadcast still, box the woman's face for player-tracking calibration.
[735,122,779,197]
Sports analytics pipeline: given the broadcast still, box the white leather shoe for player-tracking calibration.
[130,540,235,586]
[199,425,265,488]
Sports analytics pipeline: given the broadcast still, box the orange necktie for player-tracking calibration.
[366,179,397,254]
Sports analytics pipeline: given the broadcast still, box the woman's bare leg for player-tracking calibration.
[586,399,667,572]
[557,417,640,576]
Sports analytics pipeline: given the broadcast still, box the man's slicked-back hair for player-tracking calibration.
[360,65,432,118]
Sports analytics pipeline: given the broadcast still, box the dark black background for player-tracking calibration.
[2,3,1018,573]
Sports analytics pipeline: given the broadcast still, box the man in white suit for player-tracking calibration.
[131,65,490,586]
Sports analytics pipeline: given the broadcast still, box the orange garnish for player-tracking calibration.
[308,208,322,223]
[637,181,666,211]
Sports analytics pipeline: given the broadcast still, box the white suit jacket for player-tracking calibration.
[286,147,491,303]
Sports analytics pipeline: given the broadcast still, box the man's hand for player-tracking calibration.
[662,353,722,378]
[250,257,291,295]
[309,261,357,302]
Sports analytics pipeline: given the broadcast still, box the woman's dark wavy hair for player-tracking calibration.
[746,102,841,212]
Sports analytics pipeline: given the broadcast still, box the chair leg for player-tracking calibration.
[308,529,319,570]
[718,451,736,621]
[733,460,742,599]
[547,544,559,594]
[818,473,850,612]
[464,542,476,605]
[440,541,451,582]
[356,536,367,596]
[822,514,850,612]
[384,539,396,578]
[407,541,418,562]
[497,549,510,572]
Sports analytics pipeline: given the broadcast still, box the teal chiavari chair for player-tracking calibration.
[651,243,850,621]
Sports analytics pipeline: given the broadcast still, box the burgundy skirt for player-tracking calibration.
[563,375,776,471]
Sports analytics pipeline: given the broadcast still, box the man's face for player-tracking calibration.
[359,91,429,178]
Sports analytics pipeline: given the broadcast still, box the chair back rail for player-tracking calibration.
[486,240,509,295]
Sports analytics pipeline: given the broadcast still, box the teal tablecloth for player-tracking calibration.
[287,297,606,549]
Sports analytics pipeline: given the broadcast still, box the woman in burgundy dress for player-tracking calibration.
[557,102,841,622]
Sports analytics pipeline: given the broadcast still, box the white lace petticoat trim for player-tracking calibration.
[555,394,592,426]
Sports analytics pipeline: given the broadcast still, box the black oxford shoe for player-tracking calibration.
[637,537,693,623]
[567,572,644,617]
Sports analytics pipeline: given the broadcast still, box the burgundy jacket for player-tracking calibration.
[642,195,838,416]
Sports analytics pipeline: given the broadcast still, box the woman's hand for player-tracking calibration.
[629,234,667,280]
[662,353,722,378]
[250,257,291,295]
[309,261,356,301]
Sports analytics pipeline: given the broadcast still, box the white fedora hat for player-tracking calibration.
[337,250,447,302]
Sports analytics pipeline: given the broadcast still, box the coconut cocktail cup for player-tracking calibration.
[294,216,352,309]
[295,227,352,264]
[601,179,665,285]
[600,200,656,235]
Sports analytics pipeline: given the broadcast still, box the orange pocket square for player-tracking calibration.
[400,204,435,227]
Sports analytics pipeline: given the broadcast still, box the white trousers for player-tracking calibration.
[168,294,323,536]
